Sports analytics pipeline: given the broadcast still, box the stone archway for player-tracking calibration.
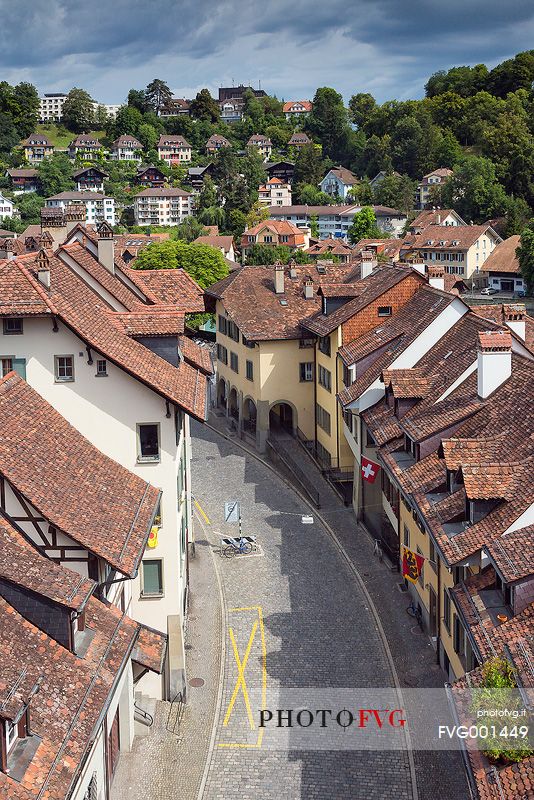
[269,401,297,434]
[228,387,239,421]
[243,397,257,435]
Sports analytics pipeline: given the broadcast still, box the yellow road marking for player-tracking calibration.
[194,499,210,525]
[224,621,258,729]
[219,606,267,748]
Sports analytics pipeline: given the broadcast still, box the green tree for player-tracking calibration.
[145,79,173,114]
[127,89,149,113]
[171,217,208,242]
[94,105,108,129]
[347,206,382,244]
[516,221,534,294]
[114,105,143,137]
[442,155,509,222]
[197,175,218,210]
[483,112,534,208]
[12,82,40,137]
[349,92,376,128]
[137,122,158,152]
[132,240,229,288]
[374,173,416,215]
[14,192,45,224]
[425,64,488,98]
[306,87,351,162]
[245,201,270,228]
[294,183,333,205]
[503,196,531,237]
[309,215,319,238]
[37,153,74,196]
[62,88,95,133]
[189,89,220,123]
[361,134,392,178]
[0,112,20,154]
[486,51,534,98]
[293,142,325,187]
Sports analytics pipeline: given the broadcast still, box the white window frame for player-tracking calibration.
[54,354,74,382]
[136,422,161,463]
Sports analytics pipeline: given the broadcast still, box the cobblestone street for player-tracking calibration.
[112,420,470,800]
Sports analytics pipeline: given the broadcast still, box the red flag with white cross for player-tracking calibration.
[361,456,380,483]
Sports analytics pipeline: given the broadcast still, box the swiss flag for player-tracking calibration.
[361,456,380,483]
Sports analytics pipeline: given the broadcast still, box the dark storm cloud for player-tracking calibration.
[3,0,534,101]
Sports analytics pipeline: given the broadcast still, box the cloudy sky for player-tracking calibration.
[3,1,534,104]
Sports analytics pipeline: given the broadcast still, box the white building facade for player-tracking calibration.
[134,188,193,226]
[46,192,116,225]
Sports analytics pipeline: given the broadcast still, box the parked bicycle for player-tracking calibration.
[221,535,256,559]
[406,601,424,630]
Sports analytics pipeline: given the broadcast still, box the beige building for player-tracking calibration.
[157,134,192,165]
[258,177,292,207]
[134,187,193,226]
[247,134,272,160]
[404,224,501,280]
[417,167,453,208]
[22,133,54,163]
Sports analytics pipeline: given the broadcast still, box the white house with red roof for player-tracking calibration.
[283,100,312,119]
[258,177,292,207]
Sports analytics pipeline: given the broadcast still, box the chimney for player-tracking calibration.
[36,249,51,289]
[65,204,86,234]
[361,250,377,279]
[477,330,512,399]
[96,221,115,274]
[503,304,526,341]
[428,265,445,291]
[274,262,284,294]
[288,258,297,279]
[3,238,16,261]
[304,279,313,299]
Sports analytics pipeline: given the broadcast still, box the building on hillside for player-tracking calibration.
[193,234,236,262]
[73,165,109,192]
[0,516,166,799]
[417,167,453,208]
[269,204,407,239]
[265,160,295,184]
[404,224,502,281]
[319,167,359,200]
[0,223,209,699]
[39,93,120,122]
[110,134,143,161]
[21,133,54,163]
[220,101,242,124]
[134,187,193,226]
[187,162,215,191]
[480,234,525,293]
[258,177,292,207]
[160,98,191,117]
[408,208,466,234]
[6,168,40,193]
[206,134,231,154]
[288,132,312,149]
[157,134,192,165]
[0,193,16,220]
[247,134,272,160]
[45,192,116,225]
[218,85,266,123]
[68,134,103,160]
[283,100,312,120]
[135,165,166,188]
[114,231,171,263]
[305,237,354,263]
[352,238,403,262]
[241,219,309,256]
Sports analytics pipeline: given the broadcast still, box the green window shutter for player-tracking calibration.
[12,358,26,380]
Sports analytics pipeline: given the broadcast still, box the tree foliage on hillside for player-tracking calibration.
[516,222,534,294]
[62,88,95,133]
[131,240,229,288]
[347,207,382,244]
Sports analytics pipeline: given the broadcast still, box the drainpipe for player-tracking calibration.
[436,552,442,666]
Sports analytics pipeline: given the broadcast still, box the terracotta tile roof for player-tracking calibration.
[178,336,213,374]
[124,267,205,311]
[0,256,52,316]
[61,242,144,310]
[381,368,430,399]
[411,224,498,250]
[0,372,161,576]
[306,237,353,256]
[111,308,186,336]
[352,239,404,260]
[269,204,403,218]
[132,624,168,673]
[7,168,39,178]
[47,191,107,201]
[420,167,453,184]
[283,100,313,113]
[0,517,95,611]
[193,234,234,252]
[409,209,464,229]
[317,283,360,298]
[303,264,425,336]
[0,595,150,799]
[21,133,53,147]
[486,525,534,583]
[288,132,311,145]
[206,134,230,147]
[70,134,102,147]
[0,251,208,418]
[112,134,143,148]
[245,219,303,237]
[157,134,191,147]
[478,329,512,350]
[480,235,520,274]
[206,263,353,340]
[248,134,272,145]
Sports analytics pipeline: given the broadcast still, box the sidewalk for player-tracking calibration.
[207,413,471,800]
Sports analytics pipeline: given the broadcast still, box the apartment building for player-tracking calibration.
[247,134,272,160]
[21,133,54,163]
[73,165,109,192]
[68,134,103,160]
[417,167,453,208]
[258,177,292,206]
[157,135,192,165]
[404,223,502,280]
[39,93,120,121]
[134,187,193,226]
[270,205,407,239]
[241,219,309,257]
[0,220,210,699]
[110,134,143,161]
[45,191,116,225]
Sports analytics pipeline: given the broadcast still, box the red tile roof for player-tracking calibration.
[283,100,313,113]
[0,372,161,576]
[124,266,205,311]
[111,308,185,337]
[482,235,521,274]
[178,336,213,374]
[411,224,499,250]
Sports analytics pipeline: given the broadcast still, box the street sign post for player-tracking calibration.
[224,501,242,538]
